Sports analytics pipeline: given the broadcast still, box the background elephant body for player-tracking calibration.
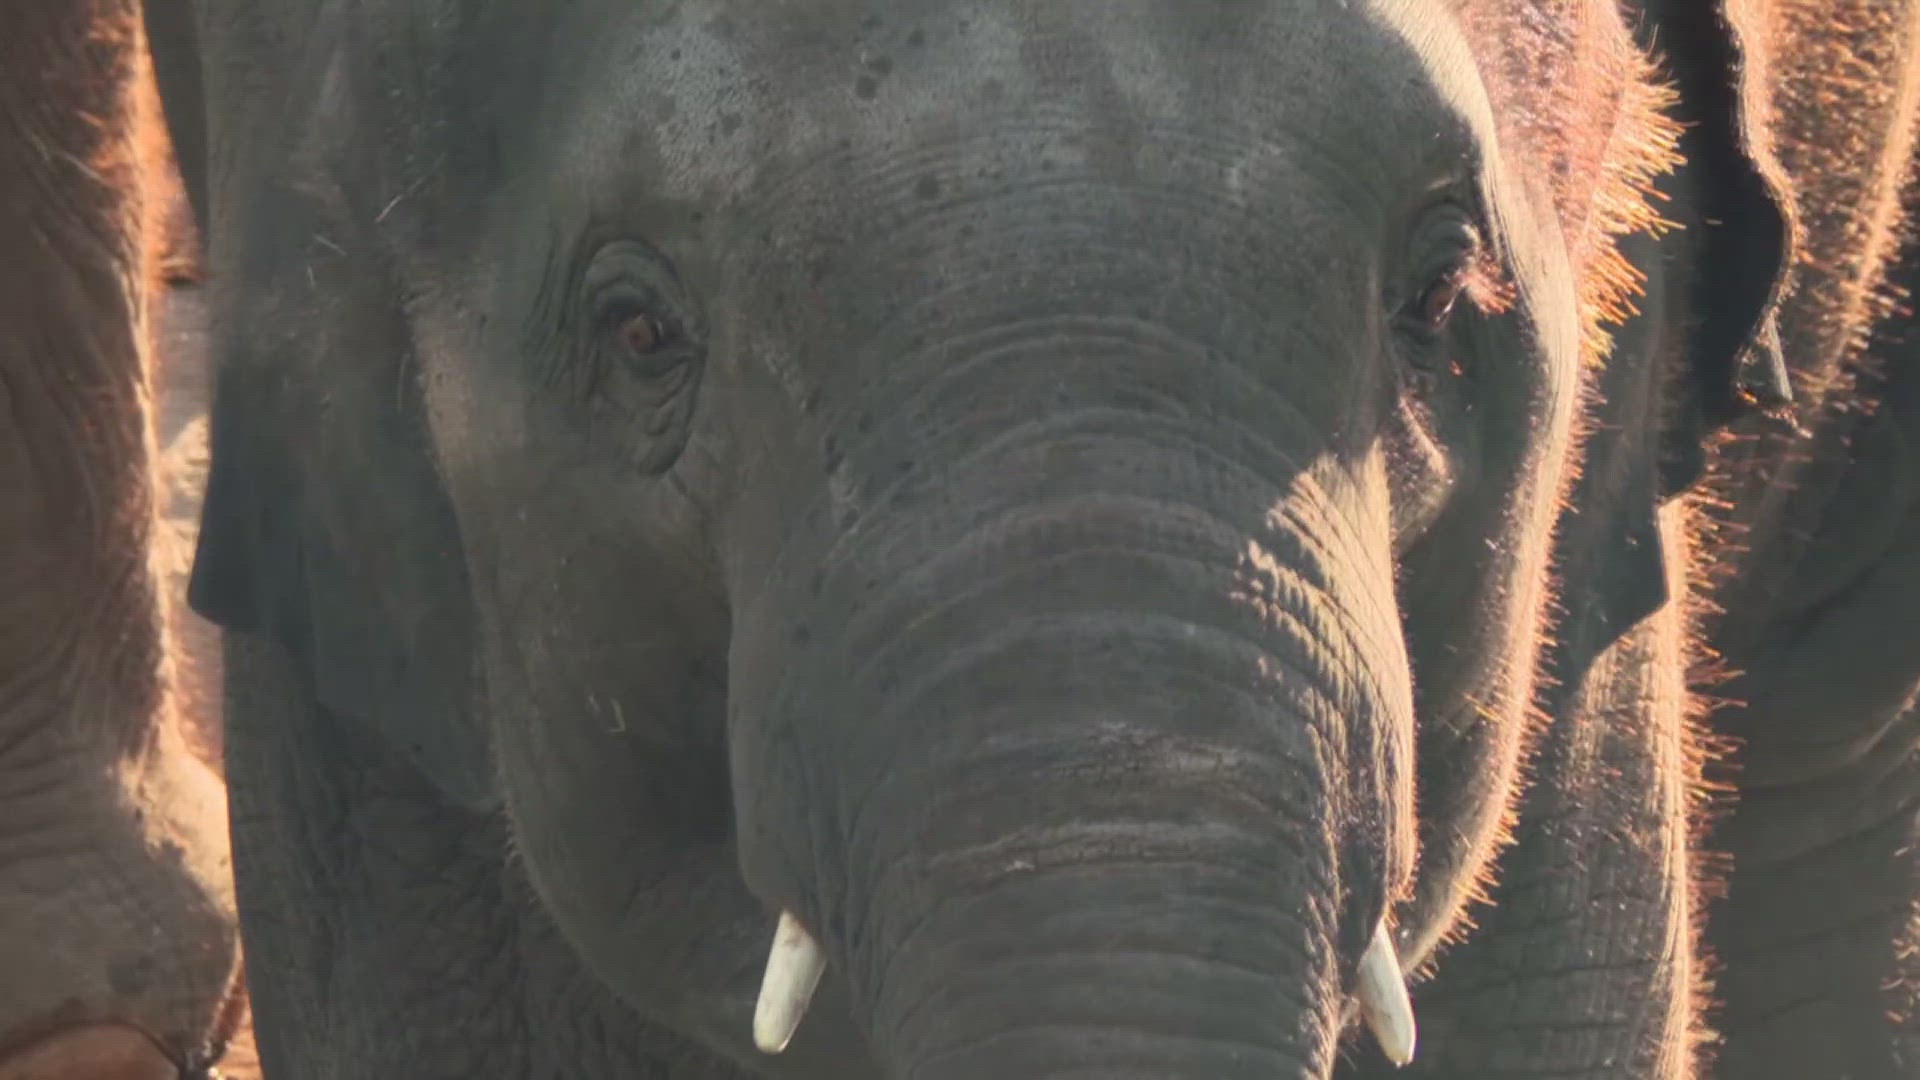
[1681,3,1920,1075]
[0,2,241,1077]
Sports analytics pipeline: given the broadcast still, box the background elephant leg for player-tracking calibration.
[220,630,751,1079]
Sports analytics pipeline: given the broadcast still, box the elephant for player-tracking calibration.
[133,0,1797,1076]
[1353,2,1795,1072]
[1431,2,1920,1073]
[0,1,242,1077]
[1674,2,1920,1075]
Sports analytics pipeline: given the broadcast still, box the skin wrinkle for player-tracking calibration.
[832,607,1362,892]
[875,857,1334,998]
[764,409,1336,584]
[848,618,1359,860]
[897,723,1332,852]
[908,944,1319,1008]
[822,495,1360,687]
[875,882,1340,1058]
[795,330,1339,568]
[794,495,1397,791]
[753,216,1370,411]
[909,1026,1309,1080]
[771,337,1376,602]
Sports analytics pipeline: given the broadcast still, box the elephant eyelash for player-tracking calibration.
[529,228,701,405]
[1392,203,1510,350]
[1460,240,1515,315]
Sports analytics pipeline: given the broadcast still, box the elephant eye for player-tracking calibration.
[607,306,688,376]
[592,286,696,382]
[620,311,669,355]
[1408,268,1467,336]
[562,237,706,475]
[1391,203,1487,376]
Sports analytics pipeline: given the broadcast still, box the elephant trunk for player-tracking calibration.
[846,590,1403,1079]
[729,351,1420,1075]
[854,730,1368,1078]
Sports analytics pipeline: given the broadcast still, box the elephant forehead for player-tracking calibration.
[532,0,1482,209]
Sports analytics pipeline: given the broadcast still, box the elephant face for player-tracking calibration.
[192,1,1585,1075]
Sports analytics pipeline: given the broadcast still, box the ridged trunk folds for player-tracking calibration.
[724,334,1418,1076]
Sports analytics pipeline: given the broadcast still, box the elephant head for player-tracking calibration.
[168,1,1735,1075]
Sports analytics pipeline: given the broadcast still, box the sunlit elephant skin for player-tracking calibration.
[147,1,1778,1076]
[0,3,242,1077]
[1678,3,1920,1075]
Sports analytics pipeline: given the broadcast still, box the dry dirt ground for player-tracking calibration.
[152,254,260,1079]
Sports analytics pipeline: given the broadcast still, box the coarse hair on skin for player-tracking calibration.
[1685,4,1920,1018]
[1685,6,1920,1048]
[1450,1,1739,1063]
[1370,0,1722,1062]
[1694,1,1920,614]
[1718,0,1920,413]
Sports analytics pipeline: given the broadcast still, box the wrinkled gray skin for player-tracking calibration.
[149,1,1739,1076]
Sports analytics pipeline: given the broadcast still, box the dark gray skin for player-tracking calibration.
[146,1,1768,1077]
[1359,228,1713,1080]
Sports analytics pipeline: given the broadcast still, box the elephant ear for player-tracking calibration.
[161,5,496,808]
[187,243,499,811]
[1641,0,1797,497]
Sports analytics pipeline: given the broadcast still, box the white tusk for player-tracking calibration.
[753,911,828,1054]
[1357,921,1417,1066]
